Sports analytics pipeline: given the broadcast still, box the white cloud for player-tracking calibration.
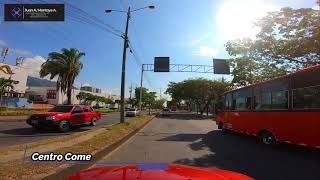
[192,46,219,57]
[0,39,7,46]
[11,49,33,56]
[312,5,320,10]
[20,55,47,78]
[0,39,33,56]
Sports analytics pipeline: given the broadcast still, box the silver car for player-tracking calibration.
[126,108,138,117]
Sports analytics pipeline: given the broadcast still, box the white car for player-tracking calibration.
[126,108,138,117]
[161,108,170,116]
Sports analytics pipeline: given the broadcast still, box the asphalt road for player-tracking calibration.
[0,112,136,148]
[94,112,320,180]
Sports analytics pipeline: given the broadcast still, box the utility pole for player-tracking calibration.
[1,48,9,63]
[105,5,155,123]
[159,88,162,98]
[119,7,130,123]
[139,64,144,111]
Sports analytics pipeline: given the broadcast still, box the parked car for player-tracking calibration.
[126,108,138,117]
[26,105,102,132]
[161,108,170,116]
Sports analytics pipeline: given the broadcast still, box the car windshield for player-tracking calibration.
[163,108,169,111]
[129,108,136,111]
[48,106,73,112]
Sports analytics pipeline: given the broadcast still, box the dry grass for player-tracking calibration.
[0,115,154,179]
[0,107,50,116]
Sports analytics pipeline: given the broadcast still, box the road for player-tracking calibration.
[94,112,320,180]
[0,112,137,148]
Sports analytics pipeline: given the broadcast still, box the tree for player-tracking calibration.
[153,98,166,109]
[165,78,231,115]
[134,87,157,109]
[40,48,85,105]
[0,78,14,106]
[76,92,95,105]
[226,6,320,85]
[76,92,87,104]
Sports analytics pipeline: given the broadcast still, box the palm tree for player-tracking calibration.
[40,48,85,105]
[0,78,14,106]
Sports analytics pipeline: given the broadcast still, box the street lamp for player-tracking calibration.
[105,5,155,123]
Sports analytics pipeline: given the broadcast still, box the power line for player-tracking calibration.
[60,0,124,35]
[26,0,124,38]
[128,41,154,88]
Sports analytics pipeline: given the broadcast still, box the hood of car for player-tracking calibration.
[65,164,253,180]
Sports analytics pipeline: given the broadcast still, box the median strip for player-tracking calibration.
[0,115,154,179]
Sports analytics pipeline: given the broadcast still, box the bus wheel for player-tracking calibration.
[220,123,229,133]
[260,131,276,146]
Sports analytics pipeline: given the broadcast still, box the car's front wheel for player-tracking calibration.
[58,120,70,132]
[90,117,97,126]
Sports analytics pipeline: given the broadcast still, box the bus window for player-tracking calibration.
[233,88,252,111]
[271,91,288,110]
[219,95,225,110]
[293,85,320,110]
[255,92,272,110]
[225,93,232,110]
[246,97,252,110]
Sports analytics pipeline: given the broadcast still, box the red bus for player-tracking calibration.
[215,64,320,148]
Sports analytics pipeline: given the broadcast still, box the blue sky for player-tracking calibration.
[0,0,318,97]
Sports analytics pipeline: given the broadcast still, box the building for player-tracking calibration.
[26,77,118,106]
[0,63,28,98]
[0,62,118,107]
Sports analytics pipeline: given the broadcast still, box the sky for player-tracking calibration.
[0,0,318,98]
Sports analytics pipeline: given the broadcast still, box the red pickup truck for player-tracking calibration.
[26,105,102,132]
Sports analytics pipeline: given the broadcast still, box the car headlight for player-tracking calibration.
[46,116,55,120]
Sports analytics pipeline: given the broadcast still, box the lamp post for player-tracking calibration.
[105,5,155,123]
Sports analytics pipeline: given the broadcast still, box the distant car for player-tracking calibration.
[26,105,102,132]
[126,108,138,117]
[161,108,170,116]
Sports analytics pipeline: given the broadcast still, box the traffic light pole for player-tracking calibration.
[120,7,130,123]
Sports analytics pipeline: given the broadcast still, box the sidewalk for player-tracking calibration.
[0,115,29,122]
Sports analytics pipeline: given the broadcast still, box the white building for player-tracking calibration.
[0,62,119,107]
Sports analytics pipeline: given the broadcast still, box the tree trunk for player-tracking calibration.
[206,106,209,116]
[67,86,72,105]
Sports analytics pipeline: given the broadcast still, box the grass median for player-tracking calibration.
[93,108,119,114]
[0,115,154,179]
[0,107,50,116]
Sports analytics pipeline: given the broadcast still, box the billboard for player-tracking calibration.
[154,57,170,72]
[213,59,230,74]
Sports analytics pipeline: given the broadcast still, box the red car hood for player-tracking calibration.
[32,112,66,116]
[65,164,253,180]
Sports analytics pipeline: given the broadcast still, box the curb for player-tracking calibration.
[41,116,155,180]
